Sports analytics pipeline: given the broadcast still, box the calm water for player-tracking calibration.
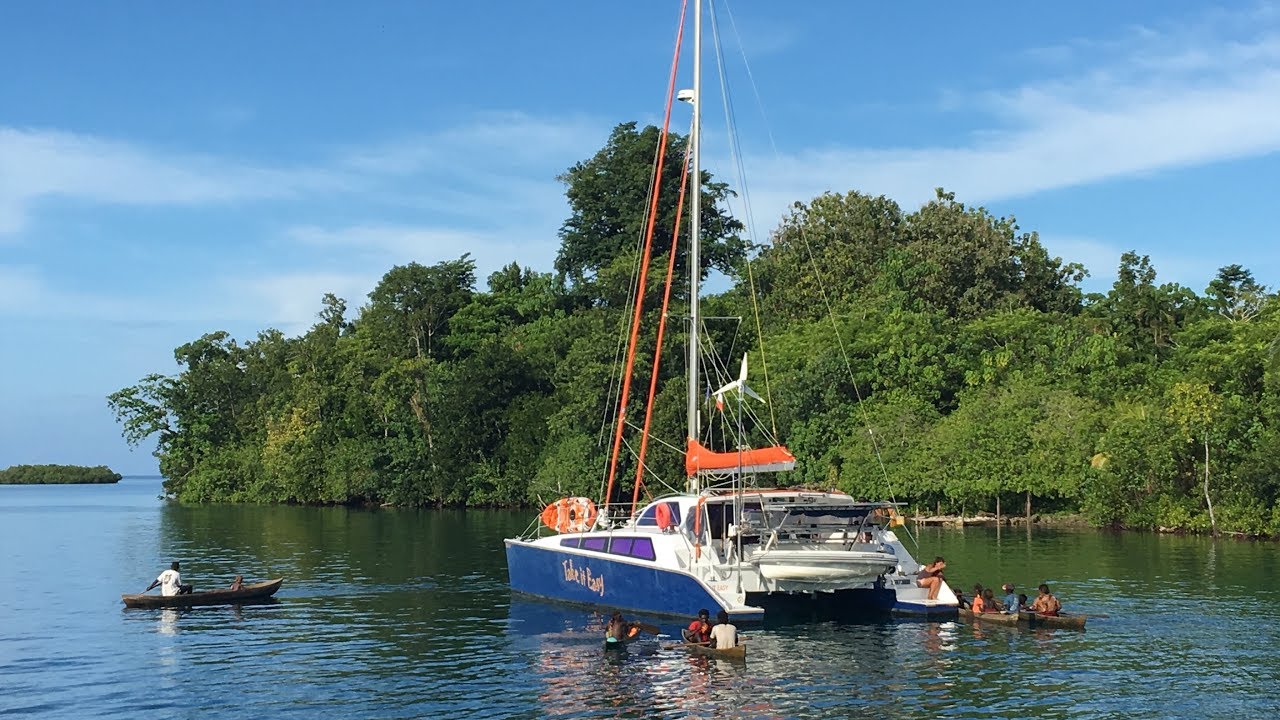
[2,477,1279,719]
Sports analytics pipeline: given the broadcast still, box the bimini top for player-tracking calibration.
[685,438,796,476]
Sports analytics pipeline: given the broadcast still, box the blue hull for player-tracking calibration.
[504,539,763,622]
[892,601,960,617]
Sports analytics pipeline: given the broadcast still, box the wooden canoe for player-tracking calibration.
[680,642,746,660]
[122,578,284,609]
[959,608,1086,630]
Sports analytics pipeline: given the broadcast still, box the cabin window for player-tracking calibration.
[610,537,634,555]
[559,537,581,548]
[637,501,682,527]
[629,537,656,561]
[582,537,608,552]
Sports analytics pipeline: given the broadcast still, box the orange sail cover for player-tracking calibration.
[685,438,796,476]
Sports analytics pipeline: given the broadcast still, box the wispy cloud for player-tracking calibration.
[284,222,560,289]
[0,263,176,322]
[746,12,1280,217]
[228,270,378,336]
[0,127,346,236]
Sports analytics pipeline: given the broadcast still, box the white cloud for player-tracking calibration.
[0,263,179,323]
[339,112,604,176]
[284,222,561,289]
[0,126,345,236]
[743,22,1280,219]
[230,271,378,336]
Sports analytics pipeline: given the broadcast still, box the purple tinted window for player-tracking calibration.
[630,537,656,561]
[583,537,608,552]
[559,538,580,548]
[610,537,634,555]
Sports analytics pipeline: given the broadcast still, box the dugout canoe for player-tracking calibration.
[959,608,1086,630]
[680,642,746,660]
[122,578,284,609]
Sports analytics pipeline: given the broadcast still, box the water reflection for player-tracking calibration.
[157,608,179,636]
[8,481,1280,719]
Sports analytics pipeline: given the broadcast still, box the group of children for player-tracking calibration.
[958,582,1062,616]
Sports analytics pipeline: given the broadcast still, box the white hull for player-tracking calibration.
[751,549,899,584]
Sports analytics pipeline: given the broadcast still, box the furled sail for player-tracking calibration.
[685,438,796,476]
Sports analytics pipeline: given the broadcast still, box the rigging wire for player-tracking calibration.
[709,0,779,438]
[715,0,911,544]
[605,0,689,519]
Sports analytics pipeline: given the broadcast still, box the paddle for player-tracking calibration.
[633,622,661,636]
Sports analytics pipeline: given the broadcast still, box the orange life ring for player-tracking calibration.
[655,502,673,530]
[541,497,597,533]
[565,497,597,533]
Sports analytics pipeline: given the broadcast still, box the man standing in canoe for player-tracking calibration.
[145,561,192,596]
[709,610,738,649]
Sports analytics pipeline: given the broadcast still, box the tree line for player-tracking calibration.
[0,464,123,484]
[109,122,1280,536]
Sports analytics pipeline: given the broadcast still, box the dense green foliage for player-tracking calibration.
[110,123,1280,535]
[0,464,122,484]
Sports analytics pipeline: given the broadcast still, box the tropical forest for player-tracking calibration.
[109,123,1280,536]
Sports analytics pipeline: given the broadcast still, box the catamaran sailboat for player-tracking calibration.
[504,0,957,623]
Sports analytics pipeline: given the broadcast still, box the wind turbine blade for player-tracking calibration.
[713,379,741,397]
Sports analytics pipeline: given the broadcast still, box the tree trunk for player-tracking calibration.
[1204,433,1217,537]
[996,495,1001,525]
[1025,490,1031,524]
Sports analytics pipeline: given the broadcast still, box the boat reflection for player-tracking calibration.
[157,608,180,636]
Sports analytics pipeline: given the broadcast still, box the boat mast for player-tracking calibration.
[686,0,702,493]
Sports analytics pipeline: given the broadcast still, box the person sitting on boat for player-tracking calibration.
[709,610,738,649]
[1011,593,1028,614]
[1001,583,1017,611]
[684,608,712,644]
[1029,584,1062,616]
[954,589,969,610]
[229,575,244,592]
[915,557,946,600]
[971,588,989,614]
[146,561,192,596]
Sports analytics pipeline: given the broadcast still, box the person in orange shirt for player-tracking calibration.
[971,589,988,614]
[684,608,712,643]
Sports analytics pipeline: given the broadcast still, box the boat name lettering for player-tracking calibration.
[561,559,605,596]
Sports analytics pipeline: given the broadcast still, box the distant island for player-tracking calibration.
[0,464,123,484]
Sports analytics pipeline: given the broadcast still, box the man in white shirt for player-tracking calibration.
[146,561,192,596]
[709,610,738,649]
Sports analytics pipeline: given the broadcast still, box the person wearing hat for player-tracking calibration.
[1001,584,1024,614]
[684,608,712,644]
[1001,583,1017,612]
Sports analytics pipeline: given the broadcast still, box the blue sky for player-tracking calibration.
[3,1,1278,474]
